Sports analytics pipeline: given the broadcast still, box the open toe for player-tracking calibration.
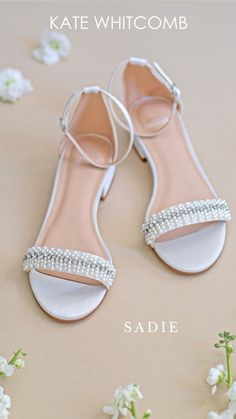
[154,222,226,273]
[29,270,107,321]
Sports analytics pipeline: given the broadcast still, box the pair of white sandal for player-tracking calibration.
[23,57,231,321]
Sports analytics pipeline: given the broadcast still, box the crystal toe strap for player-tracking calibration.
[142,198,231,247]
[23,246,116,289]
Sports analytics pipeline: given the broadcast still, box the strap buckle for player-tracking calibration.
[58,87,134,169]
[153,61,181,104]
[59,117,67,132]
[171,83,181,104]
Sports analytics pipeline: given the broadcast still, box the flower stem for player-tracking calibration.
[215,332,236,389]
[226,345,233,388]
[130,401,138,419]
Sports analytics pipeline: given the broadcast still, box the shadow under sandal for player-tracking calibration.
[23,86,134,321]
[109,57,231,273]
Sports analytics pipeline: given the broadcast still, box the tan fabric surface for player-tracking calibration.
[0,1,235,418]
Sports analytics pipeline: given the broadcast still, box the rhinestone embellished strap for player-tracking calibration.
[142,199,231,247]
[23,246,116,289]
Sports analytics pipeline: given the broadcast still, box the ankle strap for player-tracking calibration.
[108,57,182,138]
[59,86,134,169]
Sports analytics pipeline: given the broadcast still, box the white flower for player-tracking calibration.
[103,386,128,419]
[0,387,11,418]
[208,410,234,419]
[208,412,220,419]
[42,31,71,58]
[123,384,143,403]
[32,46,60,65]
[0,357,14,377]
[208,384,236,419]
[14,358,25,369]
[208,401,236,419]
[227,382,236,402]
[0,68,32,103]
[228,401,236,415]
[33,31,71,65]
[103,384,147,419]
[207,365,225,385]
[206,365,225,394]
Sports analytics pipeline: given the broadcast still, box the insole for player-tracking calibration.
[36,137,112,285]
[130,97,216,242]
[35,92,115,285]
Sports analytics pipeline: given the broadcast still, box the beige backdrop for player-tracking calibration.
[0,1,236,418]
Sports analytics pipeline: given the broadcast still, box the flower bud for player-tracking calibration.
[14,359,25,369]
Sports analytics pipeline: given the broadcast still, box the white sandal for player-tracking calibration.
[23,86,134,320]
[109,57,231,273]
